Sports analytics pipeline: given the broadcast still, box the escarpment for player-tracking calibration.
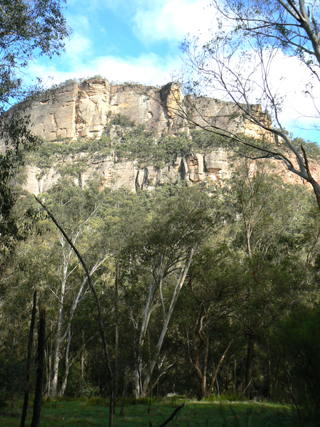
[5,78,320,194]
[19,79,272,140]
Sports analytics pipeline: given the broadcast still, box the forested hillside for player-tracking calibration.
[2,121,320,418]
[3,1,320,426]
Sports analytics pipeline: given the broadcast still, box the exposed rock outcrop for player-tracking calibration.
[23,150,232,195]
[23,80,174,139]
[19,79,271,140]
[6,79,319,195]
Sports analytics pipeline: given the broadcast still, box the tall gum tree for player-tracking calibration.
[44,181,116,398]
[0,0,70,265]
[6,181,114,398]
[178,0,320,209]
[226,162,316,398]
[120,187,224,398]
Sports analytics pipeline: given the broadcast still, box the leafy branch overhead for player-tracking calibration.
[180,0,320,208]
[0,0,70,260]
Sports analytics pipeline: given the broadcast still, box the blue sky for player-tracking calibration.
[29,0,214,86]
[26,0,320,142]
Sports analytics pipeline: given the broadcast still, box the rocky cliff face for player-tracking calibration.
[23,150,231,195]
[7,79,318,195]
[21,79,271,140]
[24,147,320,196]
[22,80,178,140]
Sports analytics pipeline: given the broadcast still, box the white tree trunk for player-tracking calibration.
[51,253,109,397]
[134,272,158,397]
[59,327,72,397]
[141,246,196,397]
[51,237,70,397]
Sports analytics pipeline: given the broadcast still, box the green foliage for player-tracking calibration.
[27,124,233,183]
[190,129,231,151]
[2,140,320,410]
[113,126,229,167]
[0,150,22,256]
[275,307,320,424]
[0,0,70,107]
[65,361,100,398]
[110,113,135,128]
[291,137,320,160]
[26,137,113,180]
[0,0,70,277]
[0,351,25,407]
[0,148,43,266]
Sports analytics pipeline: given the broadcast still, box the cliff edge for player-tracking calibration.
[6,79,318,195]
[21,79,270,140]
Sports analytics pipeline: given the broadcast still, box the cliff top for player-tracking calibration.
[14,79,271,142]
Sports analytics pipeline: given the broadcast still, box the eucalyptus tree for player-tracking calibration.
[4,179,117,398]
[118,186,224,398]
[225,162,316,398]
[180,0,320,208]
[0,0,70,101]
[0,0,70,270]
[170,164,317,399]
[275,306,320,421]
[178,1,320,401]
[180,244,239,398]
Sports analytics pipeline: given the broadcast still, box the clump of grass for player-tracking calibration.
[204,393,247,403]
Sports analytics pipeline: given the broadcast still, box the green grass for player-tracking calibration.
[0,398,294,427]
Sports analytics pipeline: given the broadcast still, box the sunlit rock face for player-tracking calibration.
[23,150,233,195]
[28,82,78,139]
[20,79,272,140]
[23,80,183,140]
[9,78,317,195]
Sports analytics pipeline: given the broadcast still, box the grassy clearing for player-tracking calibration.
[0,398,294,427]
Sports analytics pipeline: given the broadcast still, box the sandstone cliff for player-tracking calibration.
[20,79,271,140]
[23,146,320,196]
[6,79,319,195]
[23,147,231,195]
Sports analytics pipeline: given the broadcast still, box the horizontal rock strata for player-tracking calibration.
[22,150,231,195]
[17,80,272,140]
[5,79,317,195]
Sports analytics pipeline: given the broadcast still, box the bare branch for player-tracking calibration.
[34,196,113,379]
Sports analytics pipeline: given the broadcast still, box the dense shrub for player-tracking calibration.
[276,307,320,424]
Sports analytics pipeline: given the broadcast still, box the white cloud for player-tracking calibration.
[94,54,177,84]
[72,0,216,44]
[250,53,320,136]
[66,13,91,33]
[28,52,178,87]
[186,40,320,137]
[132,0,216,43]
[64,33,92,59]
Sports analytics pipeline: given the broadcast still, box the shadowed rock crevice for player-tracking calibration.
[8,79,319,195]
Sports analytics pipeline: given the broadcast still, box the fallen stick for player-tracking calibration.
[157,403,185,427]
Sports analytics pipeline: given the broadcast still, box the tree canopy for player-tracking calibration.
[0,0,70,109]
[181,0,320,208]
[0,0,70,257]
